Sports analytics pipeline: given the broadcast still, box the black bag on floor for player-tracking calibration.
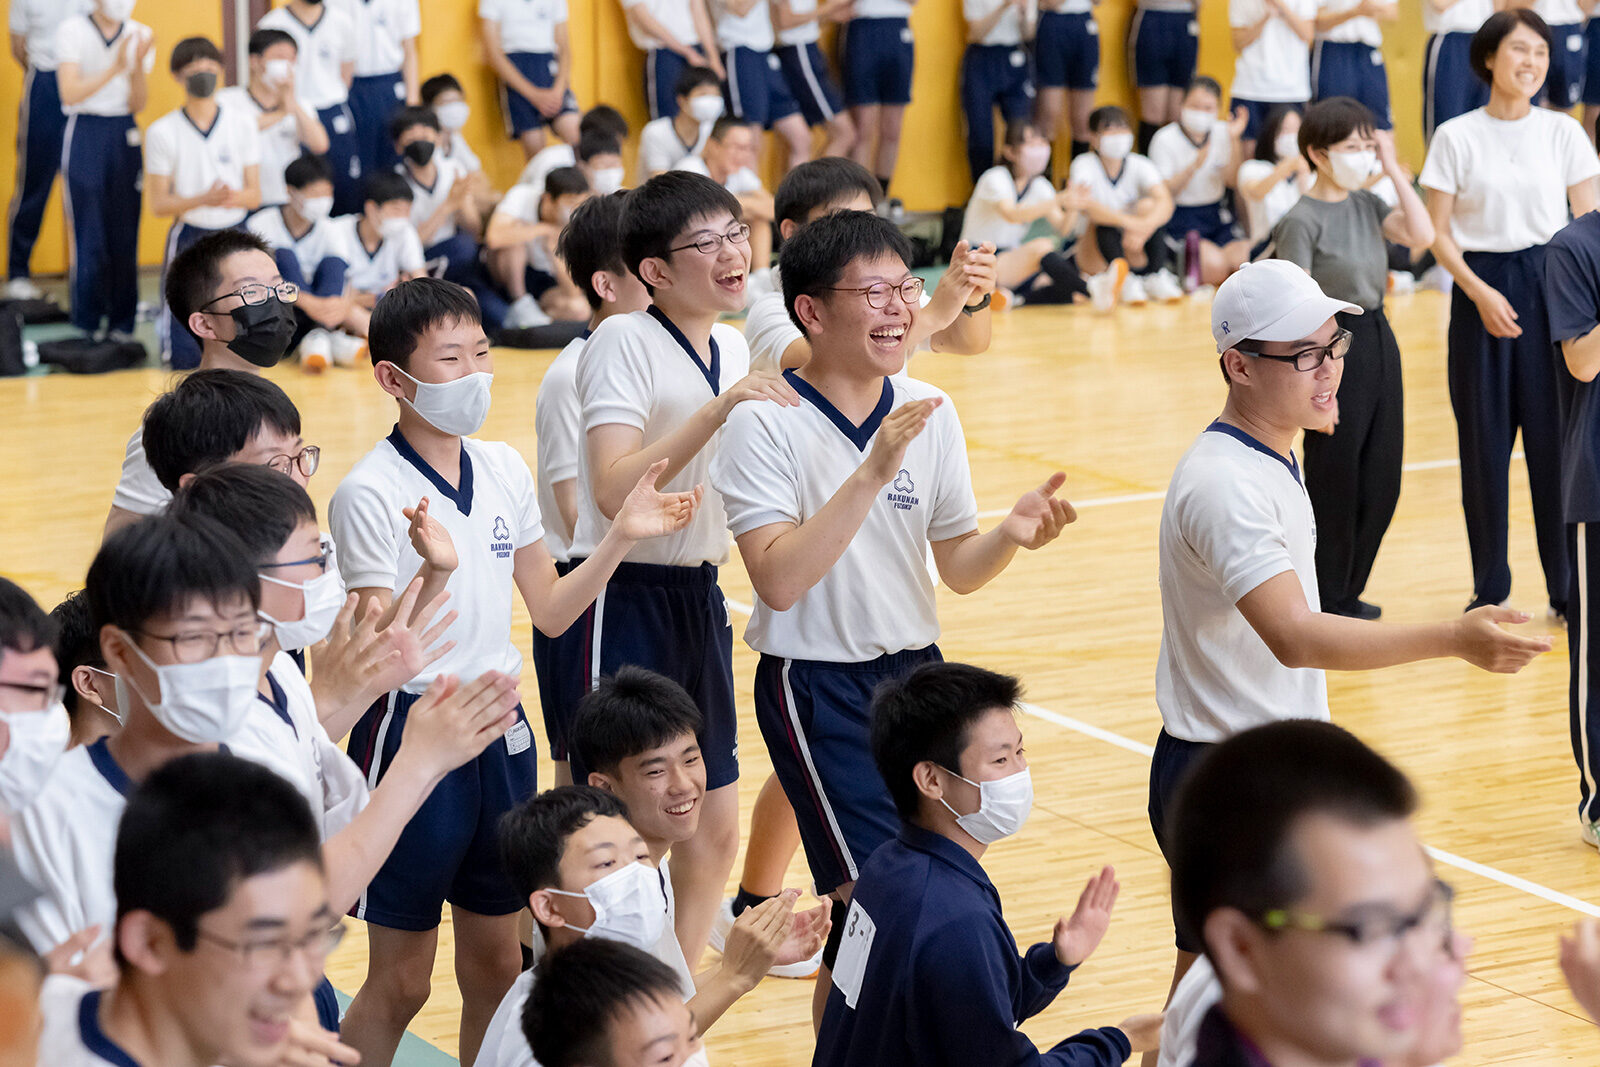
[0,306,23,377]
[36,336,146,374]
[0,296,69,325]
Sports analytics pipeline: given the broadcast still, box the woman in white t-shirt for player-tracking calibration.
[1421,8,1600,617]
[958,122,1078,293]
[1235,104,1310,252]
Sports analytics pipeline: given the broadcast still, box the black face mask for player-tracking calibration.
[219,298,298,367]
[402,140,435,167]
[186,71,218,98]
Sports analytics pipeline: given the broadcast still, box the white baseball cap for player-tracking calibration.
[1210,260,1361,354]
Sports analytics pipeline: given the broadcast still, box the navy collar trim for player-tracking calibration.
[86,738,133,798]
[897,822,997,898]
[92,15,124,48]
[182,106,218,139]
[1205,419,1301,485]
[259,671,296,737]
[286,5,325,32]
[387,424,474,515]
[647,305,720,397]
[785,370,893,452]
[405,164,437,195]
[79,991,143,1067]
[579,327,593,340]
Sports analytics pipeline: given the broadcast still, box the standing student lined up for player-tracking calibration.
[1034,0,1100,160]
[330,0,419,177]
[1227,0,1313,156]
[218,29,331,212]
[959,0,1037,184]
[255,0,362,214]
[479,0,580,159]
[1128,0,1200,152]
[1423,0,1491,142]
[1534,0,1592,113]
[1311,0,1395,128]
[711,0,812,173]
[622,0,725,120]
[773,0,856,158]
[840,0,916,194]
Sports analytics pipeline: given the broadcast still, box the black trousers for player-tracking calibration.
[1449,247,1568,612]
[1302,307,1404,611]
[1569,523,1600,823]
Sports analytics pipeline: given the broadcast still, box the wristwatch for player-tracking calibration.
[961,293,991,316]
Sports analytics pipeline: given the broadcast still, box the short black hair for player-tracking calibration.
[708,115,754,143]
[248,28,296,56]
[0,577,55,661]
[774,157,883,227]
[420,72,463,106]
[1088,105,1130,134]
[115,753,321,958]
[1187,75,1223,101]
[169,463,319,567]
[50,591,102,695]
[870,662,1023,823]
[545,165,591,200]
[571,666,703,776]
[1169,720,1419,958]
[389,104,440,145]
[285,153,333,190]
[557,191,629,311]
[621,170,742,288]
[1471,8,1552,85]
[364,171,415,209]
[579,105,631,144]
[779,208,913,335]
[1254,104,1303,163]
[170,36,222,74]
[85,513,260,636]
[1295,97,1371,160]
[524,939,685,1067]
[673,65,722,99]
[1002,120,1040,149]
[499,785,631,900]
[165,230,276,345]
[368,276,482,372]
[141,369,302,492]
[577,129,623,164]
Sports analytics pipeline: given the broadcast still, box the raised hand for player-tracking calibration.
[1454,606,1551,673]
[310,580,459,727]
[862,398,940,486]
[721,890,798,989]
[718,371,802,421]
[400,670,521,776]
[403,496,458,573]
[773,899,831,966]
[999,472,1077,550]
[1053,865,1119,967]
[612,458,703,541]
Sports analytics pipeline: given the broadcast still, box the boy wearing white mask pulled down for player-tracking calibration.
[330,277,701,1067]
[813,661,1162,1066]
[218,28,331,212]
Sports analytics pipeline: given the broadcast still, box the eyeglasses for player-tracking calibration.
[132,619,273,663]
[196,921,347,973]
[825,276,926,310]
[1236,328,1352,372]
[265,445,320,479]
[259,536,334,575]
[1261,878,1456,959]
[200,282,300,311]
[0,679,66,711]
[669,223,751,256]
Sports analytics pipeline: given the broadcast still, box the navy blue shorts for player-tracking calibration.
[346,691,538,929]
[313,976,340,1032]
[1169,200,1239,246]
[1229,96,1303,144]
[1312,40,1391,129]
[1147,728,1212,953]
[1585,20,1600,105]
[1542,23,1587,110]
[755,645,940,895]
[1035,11,1100,90]
[574,560,739,790]
[1128,8,1198,90]
[840,17,914,107]
[1424,31,1488,141]
[777,42,845,125]
[645,47,709,120]
[531,560,587,761]
[725,46,800,126]
[501,52,580,137]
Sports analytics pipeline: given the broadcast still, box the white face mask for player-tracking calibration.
[1327,148,1376,191]
[259,560,346,651]
[85,667,124,724]
[263,58,293,87]
[1274,132,1301,162]
[688,95,725,125]
[1018,142,1052,176]
[118,637,261,745]
[436,101,470,131]
[392,365,493,437]
[938,766,1033,845]
[101,0,134,21]
[378,215,412,241]
[0,703,70,813]
[1098,131,1134,162]
[1179,108,1216,139]
[549,862,669,950]
[296,195,333,223]
[591,166,625,195]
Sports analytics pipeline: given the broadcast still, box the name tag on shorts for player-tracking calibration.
[1572,34,1585,51]
[1087,19,1098,33]
[505,719,532,755]
[832,900,878,1010]
[332,112,352,134]
[393,79,406,99]
[1010,49,1026,66]
[1188,19,1199,34]
[125,126,142,147]
[1370,48,1383,65]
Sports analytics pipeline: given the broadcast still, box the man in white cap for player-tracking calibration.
[1143,259,1549,1041]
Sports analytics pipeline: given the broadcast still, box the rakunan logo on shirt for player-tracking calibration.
[490,515,513,559]
[887,469,920,511]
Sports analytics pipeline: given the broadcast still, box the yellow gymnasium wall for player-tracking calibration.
[0,0,1431,273]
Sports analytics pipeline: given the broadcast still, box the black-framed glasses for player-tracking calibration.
[669,223,751,256]
[195,922,347,972]
[260,535,334,575]
[0,679,66,711]
[200,282,300,311]
[132,619,273,663]
[266,445,320,479]
[1260,878,1456,958]
[1236,328,1352,372]
[826,276,925,310]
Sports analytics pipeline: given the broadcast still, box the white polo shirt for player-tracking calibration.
[1419,107,1600,253]
[518,142,577,195]
[777,0,821,45]
[536,336,586,563]
[328,213,425,293]
[621,0,701,50]
[1068,150,1165,214]
[714,0,776,51]
[110,426,169,518]
[960,166,1056,251]
[255,4,356,111]
[248,206,352,282]
[851,0,914,18]
[1314,0,1380,45]
[401,157,471,245]
[329,0,419,76]
[146,104,263,230]
[713,373,977,662]
[480,0,567,53]
[672,154,766,195]
[963,0,1034,47]
[54,16,153,116]
[330,428,544,692]
[37,977,142,1067]
[1229,0,1314,101]
[638,116,711,181]
[1149,121,1231,206]
[217,85,306,207]
[1421,0,1488,34]
[1155,424,1328,744]
[572,308,750,566]
[10,0,94,71]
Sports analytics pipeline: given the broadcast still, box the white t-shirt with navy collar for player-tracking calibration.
[1068,150,1165,214]
[255,4,357,111]
[400,157,471,245]
[713,0,777,51]
[960,166,1056,251]
[1155,422,1328,743]
[1149,121,1232,207]
[712,372,978,662]
[110,426,169,518]
[1229,0,1314,102]
[744,265,931,376]
[330,426,545,693]
[328,0,419,77]
[54,16,154,116]
[145,104,263,230]
[777,0,821,45]
[479,0,567,53]
[37,977,144,1067]
[572,307,751,567]
[10,0,94,71]
[638,116,711,181]
[536,333,587,562]
[217,85,308,208]
[248,206,352,281]
[620,0,701,50]
[327,213,425,293]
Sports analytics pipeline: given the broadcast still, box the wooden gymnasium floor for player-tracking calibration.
[4,287,1599,1063]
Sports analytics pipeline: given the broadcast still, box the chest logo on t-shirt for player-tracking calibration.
[490,515,513,558]
[886,469,920,511]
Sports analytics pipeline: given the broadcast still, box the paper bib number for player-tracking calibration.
[831,900,877,1009]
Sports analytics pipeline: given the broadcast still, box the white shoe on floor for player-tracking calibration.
[330,330,367,367]
[1583,820,1598,849]
[1121,273,1148,305]
[1087,258,1128,312]
[1388,270,1416,296]
[1144,270,1184,302]
[298,328,333,373]
[708,897,735,954]
[4,278,43,301]
[1421,265,1453,294]
[505,293,552,329]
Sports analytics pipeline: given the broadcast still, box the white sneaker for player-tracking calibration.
[330,330,367,367]
[1144,270,1184,302]
[298,328,332,373]
[708,897,735,954]
[1121,274,1148,305]
[1583,820,1598,849]
[1087,258,1128,312]
[505,293,551,329]
[1421,265,1454,294]
[4,278,42,300]
[1388,270,1416,296]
